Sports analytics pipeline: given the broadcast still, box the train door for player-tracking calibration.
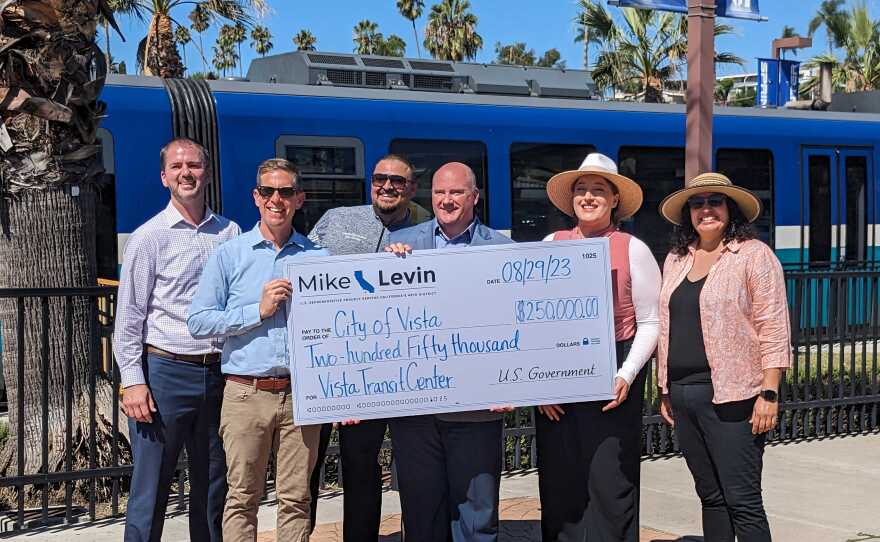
[801,147,874,267]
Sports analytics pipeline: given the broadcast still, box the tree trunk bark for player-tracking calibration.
[0,189,116,476]
[0,0,124,506]
[144,13,184,78]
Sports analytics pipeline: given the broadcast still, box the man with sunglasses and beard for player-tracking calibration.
[306,154,421,540]
[188,158,328,541]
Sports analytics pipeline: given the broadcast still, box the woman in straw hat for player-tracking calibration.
[656,172,791,541]
[536,153,661,541]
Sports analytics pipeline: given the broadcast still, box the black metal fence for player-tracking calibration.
[0,268,878,531]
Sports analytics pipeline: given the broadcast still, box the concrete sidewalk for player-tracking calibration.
[3,433,878,541]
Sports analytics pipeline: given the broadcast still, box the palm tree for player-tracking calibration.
[714,78,735,104]
[575,0,603,69]
[230,22,247,77]
[189,3,211,72]
[377,35,407,57]
[353,19,382,55]
[494,42,535,65]
[578,1,742,102]
[98,0,126,72]
[397,0,424,57]
[803,2,880,93]
[781,25,800,38]
[115,0,267,78]
[175,24,192,72]
[808,0,851,55]
[537,48,564,68]
[0,0,123,491]
[214,24,240,77]
[424,0,483,61]
[293,29,317,51]
[250,24,273,57]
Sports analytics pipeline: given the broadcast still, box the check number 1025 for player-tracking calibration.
[515,296,601,323]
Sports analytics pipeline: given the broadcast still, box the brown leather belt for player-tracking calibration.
[146,345,220,365]
[225,374,291,392]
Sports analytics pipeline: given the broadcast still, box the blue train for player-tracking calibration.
[95,52,879,279]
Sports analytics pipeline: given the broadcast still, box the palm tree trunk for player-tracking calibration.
[238,42,243,77]
[198,33,207,72]
[104,19,111,72]
[411,20,421,58]
[0,0,123,502]
[583,25,589,69]
[144,13,184,78]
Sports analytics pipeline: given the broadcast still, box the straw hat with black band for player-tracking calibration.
[546,153,644,221]
[659,172,762,226]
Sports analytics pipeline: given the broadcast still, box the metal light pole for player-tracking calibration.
[685,0,716,181]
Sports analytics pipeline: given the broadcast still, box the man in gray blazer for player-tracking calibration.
[387,162,512,542]
[307,153,420,540]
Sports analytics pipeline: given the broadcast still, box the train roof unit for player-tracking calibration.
[245,51,598,100]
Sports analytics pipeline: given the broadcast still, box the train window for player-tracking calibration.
[716,149,774,246]
[389,139,488,222]
[276,136,366,234]
[845,155,868,262]
[509,143,595,241]
[808,154,833,263]
[618,146,685,260]
[96,128,118,280]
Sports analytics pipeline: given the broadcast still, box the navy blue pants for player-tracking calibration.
[124,354,227,542]
[390,416,503,542]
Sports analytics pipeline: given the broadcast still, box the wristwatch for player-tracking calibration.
[759,389,778,402]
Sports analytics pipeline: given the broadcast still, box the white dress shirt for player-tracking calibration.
[113,202,240,387]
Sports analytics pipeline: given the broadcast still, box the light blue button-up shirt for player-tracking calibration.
[187,223,328,376]
[432,218,478,249]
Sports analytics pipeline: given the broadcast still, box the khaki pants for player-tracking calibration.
[219,380,320,542]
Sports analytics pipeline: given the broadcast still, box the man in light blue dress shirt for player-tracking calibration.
[188,158,326,541]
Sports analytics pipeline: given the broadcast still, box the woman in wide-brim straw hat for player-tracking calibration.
[536,152,661,542]
[656,172,791,541]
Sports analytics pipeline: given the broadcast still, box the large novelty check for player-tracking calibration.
[286,239,617,425]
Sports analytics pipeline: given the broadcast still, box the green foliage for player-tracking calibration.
[293,29,317,51]
[424,0,482,61]
[493,43,565,68]
[397,0,425,57]
[576,0,742,102]
[213,24,239,77]
[803,2,880,94]
[352,20,407,57]
[0,421,8,449]
[808,0,851,54]
[250,24,273,57]
[189,71,218,79]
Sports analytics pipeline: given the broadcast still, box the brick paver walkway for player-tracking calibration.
[256,497,680,541]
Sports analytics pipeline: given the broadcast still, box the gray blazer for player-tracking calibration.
[390,219,513,423]
[308,205,399,255]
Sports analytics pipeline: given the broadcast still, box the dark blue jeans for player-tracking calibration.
[124,354,227,542]
[390,416,503,542]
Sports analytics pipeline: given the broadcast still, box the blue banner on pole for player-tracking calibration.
[608,0,765,21]
[756,58,779,107]
[756,58,800,107]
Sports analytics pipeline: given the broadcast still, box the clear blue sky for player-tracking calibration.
[105,0,880,77]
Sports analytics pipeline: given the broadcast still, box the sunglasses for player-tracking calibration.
[256,185,301,198]
[687,194,726,210]
[371,173,410,191]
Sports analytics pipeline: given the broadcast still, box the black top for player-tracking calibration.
[667,276,712,385]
